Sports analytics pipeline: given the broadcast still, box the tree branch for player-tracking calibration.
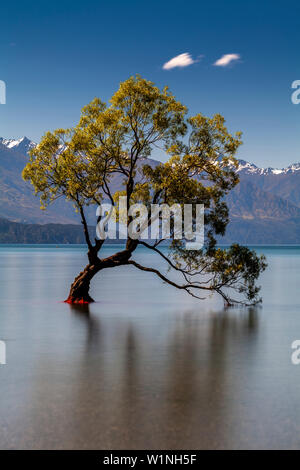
[79,206,92,250]
[127,259,211,299]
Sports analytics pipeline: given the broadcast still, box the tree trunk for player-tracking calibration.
[65,263,100,304]
[64,244,136,304]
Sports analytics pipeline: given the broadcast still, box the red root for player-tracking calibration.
[64,297,94,304]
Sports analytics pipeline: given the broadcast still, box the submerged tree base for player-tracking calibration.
[23,76,267,307]
[64,295,94,304]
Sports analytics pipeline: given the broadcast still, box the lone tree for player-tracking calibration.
[23,76,266,305]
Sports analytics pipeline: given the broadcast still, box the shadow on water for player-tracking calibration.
[2,247,300,449]
[67,303,102,352]
[0,302,267,449]
[53,305,261,449]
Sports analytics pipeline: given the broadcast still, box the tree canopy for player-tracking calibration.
[23,75,266,305]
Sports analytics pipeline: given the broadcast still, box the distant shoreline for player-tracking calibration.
[2,216,300,245]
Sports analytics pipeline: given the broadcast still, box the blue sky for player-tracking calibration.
[0,0,300,167]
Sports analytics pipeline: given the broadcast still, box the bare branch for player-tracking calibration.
[127,259,210,299]
[79,206,92,250]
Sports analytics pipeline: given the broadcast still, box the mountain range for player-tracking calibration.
[0,136,300,244]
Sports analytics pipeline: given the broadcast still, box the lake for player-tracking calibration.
[0,244,299,449]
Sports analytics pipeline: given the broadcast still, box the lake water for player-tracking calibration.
[0,244,300,449]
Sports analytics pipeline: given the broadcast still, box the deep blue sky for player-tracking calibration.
[0,0,300,167]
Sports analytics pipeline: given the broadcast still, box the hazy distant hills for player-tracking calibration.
[0,136,300,244]
[222,161,300,243]
[235,159,300,208]
[0,217,88,243]
[0,139,78,224]
[227,180,300,220]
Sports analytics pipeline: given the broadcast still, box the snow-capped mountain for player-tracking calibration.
[1,137,299,177]
[0,136,36,155]
[236,159,300,176]
[0,137,76,224]
[1,136,300,242]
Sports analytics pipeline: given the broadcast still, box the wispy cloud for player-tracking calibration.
[214,53,240,67]
[163,53,195,70]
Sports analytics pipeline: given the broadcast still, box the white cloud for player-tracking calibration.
[163,53,195,70]
[214,53,240,67]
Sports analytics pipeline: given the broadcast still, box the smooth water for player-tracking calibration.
[0,244,300,449]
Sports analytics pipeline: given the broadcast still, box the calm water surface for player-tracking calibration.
[0,244,300,449]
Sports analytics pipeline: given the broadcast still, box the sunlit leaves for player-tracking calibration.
[22,75,266,305]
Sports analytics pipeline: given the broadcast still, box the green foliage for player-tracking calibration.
[23,75,267,305]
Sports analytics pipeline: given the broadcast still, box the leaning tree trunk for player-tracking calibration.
[65,263,100,304]
[65,242,137,304]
